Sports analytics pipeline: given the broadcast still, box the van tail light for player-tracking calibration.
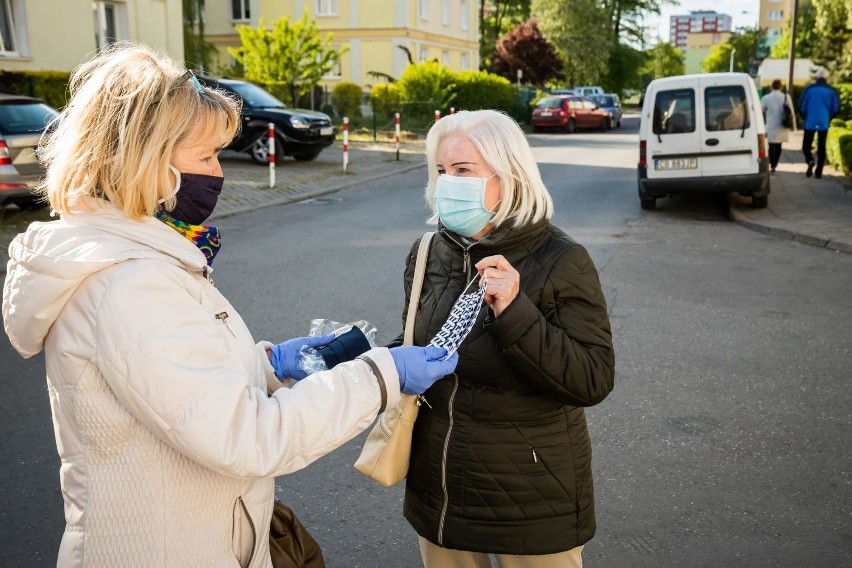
[0,139,11,166]
[757,134,766,160]
[639,140,647,166]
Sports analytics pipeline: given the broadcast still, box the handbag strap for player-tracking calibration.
[404,232,435,346]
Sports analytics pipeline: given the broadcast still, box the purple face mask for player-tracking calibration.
[169,168,224,225]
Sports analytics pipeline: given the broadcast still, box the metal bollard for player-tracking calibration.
[395,113,401,161]
[268,123,275,188]
[343,117,349,173]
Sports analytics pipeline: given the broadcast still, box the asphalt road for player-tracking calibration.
[1,115,851,567]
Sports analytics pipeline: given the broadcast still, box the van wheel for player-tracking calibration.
[616,120,622,128]
[751,195,768,209]
[566,119,576,134]
[640,197,657,210]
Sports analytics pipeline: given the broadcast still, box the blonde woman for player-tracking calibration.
[2,43,456,567]
[394,110,615,567]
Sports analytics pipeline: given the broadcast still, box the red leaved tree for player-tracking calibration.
[489,19,565,87]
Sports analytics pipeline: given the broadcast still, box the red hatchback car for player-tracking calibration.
[531,95,612,133]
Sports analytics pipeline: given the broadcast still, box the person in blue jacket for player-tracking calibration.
[799,66,841,178]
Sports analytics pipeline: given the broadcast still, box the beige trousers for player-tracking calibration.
[419,537,584,568]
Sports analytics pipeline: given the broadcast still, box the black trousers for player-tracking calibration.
[802,129,828,175]
[768,143,782,169]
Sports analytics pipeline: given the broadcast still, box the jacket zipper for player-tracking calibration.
[441,229,478,281]
[437,373,459,545]
[215,311,237,337]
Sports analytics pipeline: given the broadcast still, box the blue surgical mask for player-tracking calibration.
[434,174,499,238]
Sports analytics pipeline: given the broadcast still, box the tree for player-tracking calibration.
[601,0,669,45]
[396,61,457,119]
[532,0,611,86]
[182,0,217,72]
[228,13,347,106]
[480,0,532,69]
[769,0,817,59]
[702,27,766,74]
[490,20,564,87]
[639,42,684,80]
[810,0,852,81]
[603,42,646,94]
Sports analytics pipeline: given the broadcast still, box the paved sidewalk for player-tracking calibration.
[211,139,425,220]
[729,130,852,253]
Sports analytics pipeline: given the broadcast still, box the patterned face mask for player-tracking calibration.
[429,274,487,360]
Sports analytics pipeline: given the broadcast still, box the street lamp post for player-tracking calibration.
[730,48,737,72]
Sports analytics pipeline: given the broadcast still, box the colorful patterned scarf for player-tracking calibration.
[155,211,221,266]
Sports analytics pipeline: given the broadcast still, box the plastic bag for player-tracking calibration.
[299,319,378,375]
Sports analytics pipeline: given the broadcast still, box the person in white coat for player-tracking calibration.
[761,79,797,173]
[2,43,457,568]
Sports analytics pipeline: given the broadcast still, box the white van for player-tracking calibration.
[574,86,604,97]
[637,73,770,210]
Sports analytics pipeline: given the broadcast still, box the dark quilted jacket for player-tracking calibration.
[395,219,615,555]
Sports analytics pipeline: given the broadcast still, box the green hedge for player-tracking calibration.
[331,82,363,118]
[827,125,852,176]
[0,70,70,109]
[452,70,516,115]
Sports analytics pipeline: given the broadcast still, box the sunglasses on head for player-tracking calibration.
[151,70,205,105]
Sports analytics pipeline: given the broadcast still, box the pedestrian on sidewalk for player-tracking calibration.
[394,109,615,568]
[799,66,841,178]
[761,79,796,173]
[1,43,457,568]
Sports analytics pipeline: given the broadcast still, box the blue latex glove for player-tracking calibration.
[389,345,459,395]
[269,333,336,380]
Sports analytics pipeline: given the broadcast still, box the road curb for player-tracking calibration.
[730,209,852,254]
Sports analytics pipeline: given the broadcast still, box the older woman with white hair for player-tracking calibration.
[393,109,615,567]
[2,43,456,567]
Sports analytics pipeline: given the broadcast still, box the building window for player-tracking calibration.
[93,2,127,49]
[323,57,342,79]
[442,51,450,65]
[0,0,17,53]
[460,53,469,70]
[315,0,338,16]
[231,0,250,21]
[460,0,468,30]
[418,0,428,20]
[766,10,784,21]
[442,0,449,25]
[419,46,428,61]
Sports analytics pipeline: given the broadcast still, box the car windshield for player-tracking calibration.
[0,102,58,135]
[537,98,564,109]
[226,82,287,108]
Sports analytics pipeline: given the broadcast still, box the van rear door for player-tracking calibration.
[646,79,701,181]
[699,76,759,178]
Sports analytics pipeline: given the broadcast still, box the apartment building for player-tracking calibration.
[683,31,732,74]
[0,0,184,71]
[201,0,479,89]
[669,10,732,50]
[759,0,794,49]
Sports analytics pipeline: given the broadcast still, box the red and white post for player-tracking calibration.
[342,117,349,173]
[267,123,275,188]
[450,107,456,115]
[435,109,441,122]
[395,112,401,161]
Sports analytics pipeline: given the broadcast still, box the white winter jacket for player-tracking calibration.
[2,199,400,568]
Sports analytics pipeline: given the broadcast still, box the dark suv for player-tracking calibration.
[199,77,335,164]
[0,93,58,207]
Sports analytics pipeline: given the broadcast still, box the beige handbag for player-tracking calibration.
[354,231,435,486]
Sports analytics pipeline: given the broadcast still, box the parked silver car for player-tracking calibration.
[0,93,58,207]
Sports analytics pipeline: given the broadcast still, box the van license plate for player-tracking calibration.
[540,111,552,117]
[654,158,698,171]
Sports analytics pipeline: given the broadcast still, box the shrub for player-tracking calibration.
[397,61,456,120]
[453,70,517,115]
[370,83,401,118]
[331,82,364,118]
[831,118,847,128]
[827,126,852,176]
[0,70,71,109]
[835,83,852,121]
